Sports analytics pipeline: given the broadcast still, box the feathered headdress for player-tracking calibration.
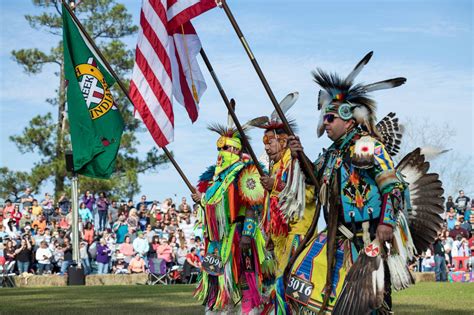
[208,99,267,151]
[248,92,299,133]
[314,51,407,137]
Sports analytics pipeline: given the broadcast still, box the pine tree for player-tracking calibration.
[7,0,169,200]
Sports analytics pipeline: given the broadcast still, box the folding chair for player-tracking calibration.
[0,261,16,288]
[147,258,168,285]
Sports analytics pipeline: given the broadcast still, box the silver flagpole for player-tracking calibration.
[71,174,81,268]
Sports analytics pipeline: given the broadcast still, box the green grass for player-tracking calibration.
[392,282,474,315]
[0,282,472,314]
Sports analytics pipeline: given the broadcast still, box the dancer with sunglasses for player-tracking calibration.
[192,121,269,314]
[286,52,444,314]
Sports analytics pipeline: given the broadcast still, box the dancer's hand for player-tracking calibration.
[240,235,251,250]
[288,136,303,158]
[376,224,393,243]
[260,176,275,191]
[191,191,202,203]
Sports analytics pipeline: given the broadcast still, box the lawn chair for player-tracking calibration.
[0,261,16,288]
[147,257,168,285]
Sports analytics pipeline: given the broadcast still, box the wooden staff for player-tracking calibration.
[218,0,323,286]
[62,0,196,194]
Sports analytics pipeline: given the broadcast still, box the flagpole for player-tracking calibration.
[218,0,322,284]
[62,0,197,194]
[218,1,318,185]
[200,49,264,176]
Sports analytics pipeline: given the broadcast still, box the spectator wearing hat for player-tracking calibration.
[4,219,19,240]
[458,216,472,235]
[133,231,149,262]
[113,253,129,274]
[449,221,469,240]
[128,253,146,274]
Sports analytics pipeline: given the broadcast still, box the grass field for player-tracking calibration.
[0,282,472,314]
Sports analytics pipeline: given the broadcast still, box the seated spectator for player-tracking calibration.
[19,213,32,228]
[113,214,128,244]
[183,247,201,283]
[458,216,471,234]
[50,207,62,224]
[0,225,7,240]
[149,236,160,259]
[36,241,52,275]
[96,238,111,274]
[113,253,129,274]
[11,205,22,229]
[128,253,146,274]
[32,215,47,234]
[119,236,135,263]
[5,219,19,240]
[157,239,173,267]
[144,224,156,243]
[449,221,469,240]
[452,236,470,257]
[59,215,70,230]
[51,240,64,273]
[4,240,16,263]
[421,249,435,272]
[177,242,188,265]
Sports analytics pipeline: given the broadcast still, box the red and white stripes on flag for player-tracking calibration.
[130,0,216,147]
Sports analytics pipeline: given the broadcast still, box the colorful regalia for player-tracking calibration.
[286,52,445,314]
[249,93,316,314]
[194,124,269,314]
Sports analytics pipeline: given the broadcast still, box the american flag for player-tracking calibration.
[130,0,216,147]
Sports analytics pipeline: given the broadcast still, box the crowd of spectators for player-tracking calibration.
[1,187,473,283]
[416,190,474,281]
[0,188,203,282]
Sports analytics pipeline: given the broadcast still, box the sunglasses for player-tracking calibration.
[323,113,339,123]
[218,145,232,151]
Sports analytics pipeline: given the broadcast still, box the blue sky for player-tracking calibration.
[1,0,473,203]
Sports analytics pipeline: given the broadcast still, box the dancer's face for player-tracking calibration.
[323,113,354,141]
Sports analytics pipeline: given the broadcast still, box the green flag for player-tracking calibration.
[62,4,124,179]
